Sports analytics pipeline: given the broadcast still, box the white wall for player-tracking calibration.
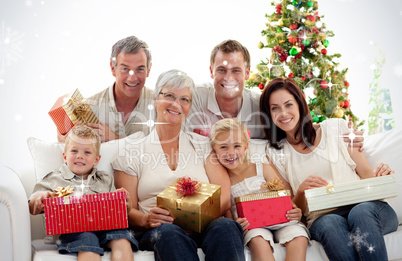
[1,0,401,172]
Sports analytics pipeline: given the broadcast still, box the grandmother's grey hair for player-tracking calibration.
[110,36,152,69]
[153,69,195,100]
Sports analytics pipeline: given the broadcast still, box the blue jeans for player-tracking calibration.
[309,201,398,261]
[138,218,245,261]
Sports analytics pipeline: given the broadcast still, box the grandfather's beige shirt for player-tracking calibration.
[29,164,115,200]
[87,84,155,137]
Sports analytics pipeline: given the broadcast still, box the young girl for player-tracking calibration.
[260,77,398,261]
[208,118,309,261]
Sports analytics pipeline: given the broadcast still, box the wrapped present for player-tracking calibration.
[194,129,250,139]
[305,174,398,212]
[48,88,99,135]
[157,177,221,233]
[234,190,292,230]
[44,191,128,235]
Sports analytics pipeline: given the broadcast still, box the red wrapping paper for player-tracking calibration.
[235,190,292,229]
[44,191,128,235]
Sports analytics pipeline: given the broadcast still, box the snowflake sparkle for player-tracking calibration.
[348,227,375,254]
[0,21,24,76]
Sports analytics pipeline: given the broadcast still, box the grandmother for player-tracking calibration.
[112,69,245,261]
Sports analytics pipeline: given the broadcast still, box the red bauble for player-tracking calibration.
[343,99,350,108]
[280,55,287,62]
[306,15,316,22]
[288,73,295,78]
[301,76,306,81]
[321,49,327,55]
[340,101,345,108]
[320,80,328,89]
[288,35,297,44]
[289,23,298,30]
[344,81,350,87]
[258,83,264,90]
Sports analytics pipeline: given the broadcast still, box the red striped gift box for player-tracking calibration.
[44,191,128,235]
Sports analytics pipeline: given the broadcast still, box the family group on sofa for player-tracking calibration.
[28,36,398,261]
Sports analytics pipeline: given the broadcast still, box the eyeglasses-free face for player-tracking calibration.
[159,92,192,105]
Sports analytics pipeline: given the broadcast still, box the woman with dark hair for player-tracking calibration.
[260,77,398,261]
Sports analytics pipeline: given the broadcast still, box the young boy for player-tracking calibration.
[29,125,137,261]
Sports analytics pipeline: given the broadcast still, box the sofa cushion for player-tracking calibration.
[27,132,145,183]
[363,128,402,224]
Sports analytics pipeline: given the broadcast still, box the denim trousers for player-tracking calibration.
[138,217,245,261]
[309,201,398,261]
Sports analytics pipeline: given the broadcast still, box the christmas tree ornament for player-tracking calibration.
[292,0,298,5]
[306,15,316,22]
[313,115,320,122]
[301,76,306,81]
[288,35,297,44]
[323,39,329,48]
[288,73,295,78]
[343,99,350,108]
[319,116,326,122]
[321,49,327,55]
[289,48,298,56]
[257,41,264,49]
[277,28,282,33]
[344,81,350,87]
[333,107,344,118]
[279,18,284,26]
[307,1,314,7]
[340,101,345,108]
[310,111,315,116]
[320,80,328,89]
[311,98,318,104]
[258,83,264,90]
[302,39,310,46]
[289,23,298,30]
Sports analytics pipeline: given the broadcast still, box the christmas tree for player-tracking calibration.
[247,0,363,128]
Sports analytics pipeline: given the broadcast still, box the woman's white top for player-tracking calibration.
[112,128,211,214]
[269,119,361,226]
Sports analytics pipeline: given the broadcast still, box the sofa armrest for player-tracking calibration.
[0,165,32,261]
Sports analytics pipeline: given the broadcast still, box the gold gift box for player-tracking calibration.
[157,179,221,233]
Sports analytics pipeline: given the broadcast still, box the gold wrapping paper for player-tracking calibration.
[234,190,291,203]
[62,89,99,125]
[157,179,221,233]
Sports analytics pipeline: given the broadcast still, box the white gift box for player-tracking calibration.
[305,174,398,212]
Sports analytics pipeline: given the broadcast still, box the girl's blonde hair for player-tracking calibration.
[209,118,250,163]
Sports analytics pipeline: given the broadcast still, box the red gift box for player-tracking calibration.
[194,128,250,138]
[234,190,292,229]
[44,191,128,235]
[48,89,99,135]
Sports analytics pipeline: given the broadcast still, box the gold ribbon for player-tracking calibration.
[70,97,90,124]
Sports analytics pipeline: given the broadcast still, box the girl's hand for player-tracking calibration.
[236,217,250,235]
[286,202,302,221]
[373,163,394,177]
[297,175,328,194]
[116,187,132,213]
[145,207,174,229]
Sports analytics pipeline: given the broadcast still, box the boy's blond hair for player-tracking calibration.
[65,125,101,156]
[209,118,250,163]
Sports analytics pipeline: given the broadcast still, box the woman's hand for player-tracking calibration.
[144,207,174,229]
[297,175,328,195]
[287,202,302,221]
[236,217,250,235]
[116,187,132,213]
[29,191,56,215]
[373,163,394,177]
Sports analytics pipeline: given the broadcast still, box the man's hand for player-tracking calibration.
[87,121,120,142]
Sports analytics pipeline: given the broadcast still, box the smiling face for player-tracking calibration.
[63,135,100,178]
[212,130,248,171]
[269,89,300,135]
[210,50,250,100]
[155,87,192,126]
[111,50,151,100]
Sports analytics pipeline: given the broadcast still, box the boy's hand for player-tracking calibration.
[236,217,250,235]
[287,202,302,221]
[116,187,132,213]
[29,191,55,215]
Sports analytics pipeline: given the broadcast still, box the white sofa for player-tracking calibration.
[1,128,402,261]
